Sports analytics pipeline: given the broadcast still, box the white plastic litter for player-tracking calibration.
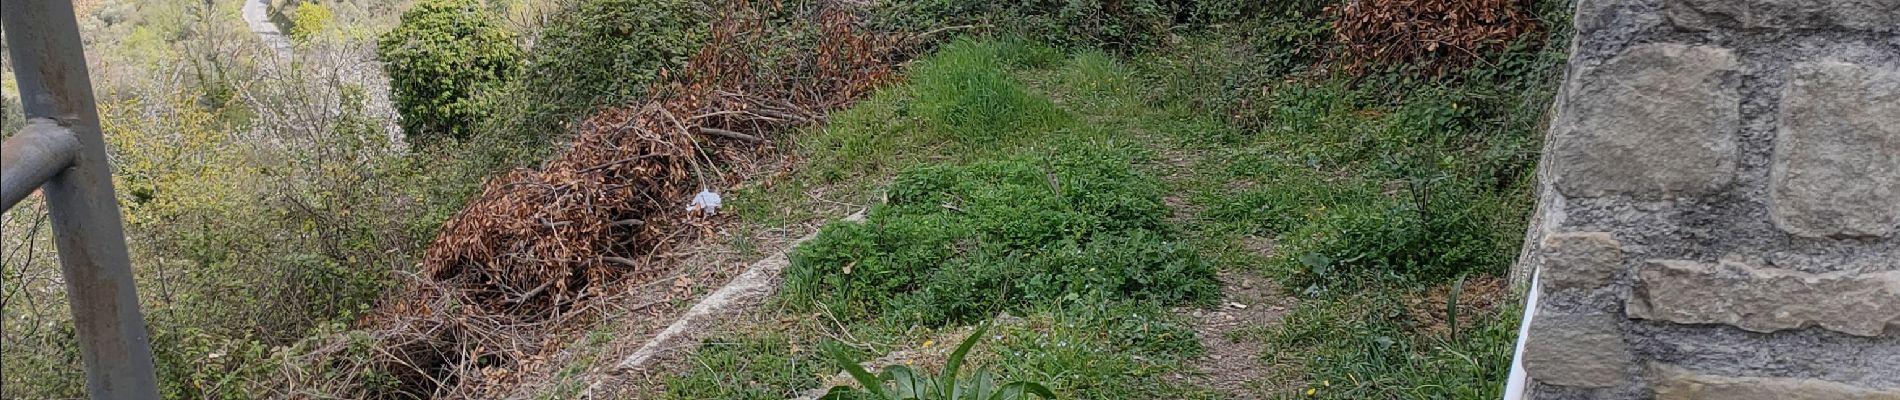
[688,189,723,215]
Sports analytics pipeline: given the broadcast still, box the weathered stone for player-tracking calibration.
[1524,313,1629,388]
[1771,61,1900,238]
[1540,232,1624,293]
[1628,259,1900,336]
[1653,364,1900,400]
[1552,44,1740,198]
[1666,0,1900,32]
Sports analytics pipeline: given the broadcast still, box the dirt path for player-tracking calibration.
[1145,131,1298,399]
[241,0,291,58]
[1175,271,1292,398]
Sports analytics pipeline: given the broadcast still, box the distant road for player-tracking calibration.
[241,0,292,57]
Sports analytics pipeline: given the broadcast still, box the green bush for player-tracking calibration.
[288,2,333,45]
[783,142,1217,326]
[480,0,704,144]
[377,0,520,144]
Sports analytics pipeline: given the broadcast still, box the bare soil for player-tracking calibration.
[1148,136,1299,398]
[1169,271,1295,399]
[1404,276,1508,339]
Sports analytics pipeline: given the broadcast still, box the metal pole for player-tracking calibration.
[2,119,82,210]
[3,0,162,397]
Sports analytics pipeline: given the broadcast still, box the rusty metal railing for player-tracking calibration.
[2,0,162,398]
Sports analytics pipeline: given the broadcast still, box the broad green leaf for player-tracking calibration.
[943,323,991,400]
[995,382,1057,400]
[820,385,861,400]
[885,365,922,399]
[966,367,996,400]
[829,347,888,399]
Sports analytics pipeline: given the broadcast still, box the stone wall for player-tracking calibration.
[1511,0,1899,398]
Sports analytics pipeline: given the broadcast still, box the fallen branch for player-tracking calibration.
[506,280,556,304]
[697,127,765,143]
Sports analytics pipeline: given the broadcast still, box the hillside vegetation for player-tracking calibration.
[2,0,1570,398]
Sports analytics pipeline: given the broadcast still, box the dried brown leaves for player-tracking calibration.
[1328,0,1538,75]
[300,2,908,398]
[420,0,901,318]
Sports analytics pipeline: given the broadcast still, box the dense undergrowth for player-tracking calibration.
[1,0,700,397]
[661,0,1573,394]
[4,0,1573,397]
[781,51,1220,324]
[663,40,1223,399]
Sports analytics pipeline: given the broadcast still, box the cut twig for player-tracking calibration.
[697,127,765,143]
[507,280,556,304]
[599,257,641,268]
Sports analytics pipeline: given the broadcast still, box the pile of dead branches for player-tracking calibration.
[1328,0,1538,75]
[272,2,910,398]
[423,0,900,318]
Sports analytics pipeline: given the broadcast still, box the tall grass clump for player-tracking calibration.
[907,39,1068,143]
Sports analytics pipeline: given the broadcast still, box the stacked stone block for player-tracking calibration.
[1514,0,1899,397]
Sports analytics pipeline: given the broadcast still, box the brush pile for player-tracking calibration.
[275,1,909,398]
[422,0,899,317]
[1328,0,1537,74]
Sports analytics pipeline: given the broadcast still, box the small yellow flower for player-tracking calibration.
[1324,380,1331,387]
[922,340,935,348]
[1305,388,1317,396]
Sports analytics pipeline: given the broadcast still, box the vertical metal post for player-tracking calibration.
[3,0,162,397]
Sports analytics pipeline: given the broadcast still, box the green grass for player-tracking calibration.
[665,38,1226,398]
[661,334,840,399]
[781,143,1217,326]
[1261,287,1522,399]
[666,1,1573,390]
[1132,3,1572,397]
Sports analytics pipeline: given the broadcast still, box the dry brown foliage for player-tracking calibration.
[1328,0,1538,75]
[1405,276,1506,338]
[419,1,900,319]
[274,2,910,398]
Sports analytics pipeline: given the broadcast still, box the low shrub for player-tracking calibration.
[869,0,1247,52]
[480,0,705,144]
[377,0,521,144]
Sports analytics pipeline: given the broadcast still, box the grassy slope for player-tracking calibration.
[662,40,1224,399]
[656,1,1571,393]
